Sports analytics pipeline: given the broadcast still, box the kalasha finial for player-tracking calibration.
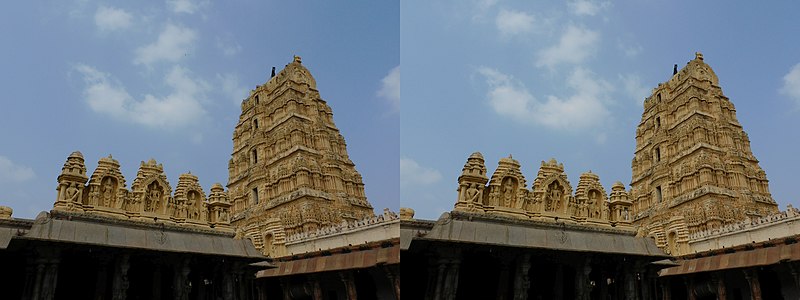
[293,55,302,64]
[695,52,704,61]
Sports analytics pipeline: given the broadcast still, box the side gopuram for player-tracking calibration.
[228,56,375,256]
[630,52,779,255]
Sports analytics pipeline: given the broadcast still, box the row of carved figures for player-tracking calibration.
[54,152,232,229]
[455,153,633,223]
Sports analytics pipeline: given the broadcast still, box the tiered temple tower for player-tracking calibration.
[227,56,374,255]
[630,52,779,254]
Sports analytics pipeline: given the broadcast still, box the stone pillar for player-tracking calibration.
[22,259,36,300]
[112,254,130,300]
[553,264,563,300]
[443,259,461,300]
[743,269,762,300]
[790,262,800,291]
[279,278,291,300]
[684,277,696,300]
[496,261,510,300]
[172,258,191,300]
[153,265,162,300]
[711,273,726,300]
[383,265,400,300]
[424,262,438,300]
[512,254,531,300]
[29,248,61,300]
[575,258,591,300]
[94,256,111,300]
[309,275,323,300]
[433,260,446,300]
[660,278,670,300]
[340,271,358,300]
[624,266,637,300]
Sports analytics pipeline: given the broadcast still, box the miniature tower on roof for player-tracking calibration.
[630,52,779,253]
[227,56,375,254]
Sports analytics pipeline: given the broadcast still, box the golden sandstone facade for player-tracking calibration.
[630,52,779,255]
[227,56,375,256]
[454,153,634,227]
[53,151,233,230]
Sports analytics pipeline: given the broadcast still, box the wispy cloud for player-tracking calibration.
[167,0,209,14]
[134,23,197,67]
[619,73,650,104]
[568,0,610,16]
[536,25,599,68]
[479,66,612,130]
[217,73,249,104]
[377,66,400,112]
[216,37,242,57]
[75,64,208,129]
[496,9,535,37]
[0,156,35,183]
[94,6,133,32]
[400,157,442,187]
[781,63,800,106]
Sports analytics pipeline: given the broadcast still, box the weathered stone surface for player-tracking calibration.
[227,57,376,256]
[51,153,232,233]
[451,154,633,229]
[630,52,779,255]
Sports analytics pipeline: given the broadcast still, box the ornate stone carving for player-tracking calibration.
[54,151,89,212]
[0,206,12,219]
[449,153,632,229]
[630,53,778,254]
[227,57,376,255]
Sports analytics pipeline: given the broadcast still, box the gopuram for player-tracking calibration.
[643,53,800,299]
[228,55,376,257]
[401,154,670,300]
[0,152,264,300]
[630,52,779,256]
[231,57,399,300]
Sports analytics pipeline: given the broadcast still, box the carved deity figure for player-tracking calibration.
[102,177,115,207]
[145,184,162,213]
[546,182,562,212]
[502,178,515,207]
[187,192,198,219]
[64,183,80,202]
[465,184,479,203]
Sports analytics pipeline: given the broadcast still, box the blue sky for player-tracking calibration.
[0,0,399,219]
[401,0,800,220]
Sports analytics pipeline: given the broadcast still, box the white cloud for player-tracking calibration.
[568,0,610,16]
[167,0,209,14]
[619,42,642,57]
[134,23,197,67]
[0,156,35,183]
[479,66,612,130]
[94,6,133,32]
[536,25,599,68]
[496,9,535,37]
[216,39,242,57]
[780,63,800,105]
[377,66,400,112]
[217,73,249,104]
[75,64,208,129]
[619,74,650,104]
[400,158,442,187]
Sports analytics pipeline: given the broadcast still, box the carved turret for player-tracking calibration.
[131,159,172,220]
[454,152,489,212]
[54,151,89,211]
[86,155,127,215]
[207,183,233,232]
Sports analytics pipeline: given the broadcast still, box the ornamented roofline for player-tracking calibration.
[688,206,800,241]
[53,152,234,233]
[285,209,399,244]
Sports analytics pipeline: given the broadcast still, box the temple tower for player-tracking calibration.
[227,56,374,254]
[630,52,779,253]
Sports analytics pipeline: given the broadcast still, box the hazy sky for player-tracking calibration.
[401,0,800,219]
[0,0,399,218]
